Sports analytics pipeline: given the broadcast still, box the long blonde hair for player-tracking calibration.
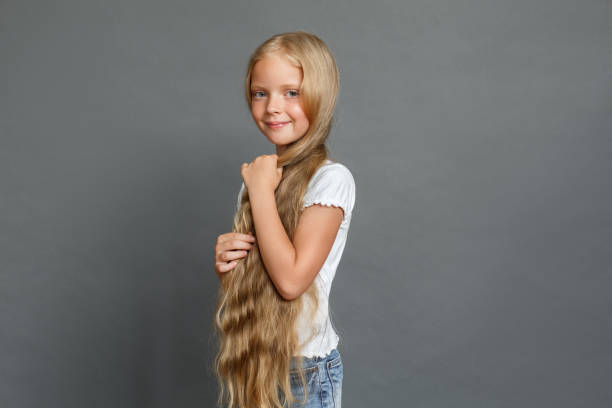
[213,30,340,408]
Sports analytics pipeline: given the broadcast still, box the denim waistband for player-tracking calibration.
[289,348,340,371]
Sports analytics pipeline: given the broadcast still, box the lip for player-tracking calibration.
[266,121,290,129]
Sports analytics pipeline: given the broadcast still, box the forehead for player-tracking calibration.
[251,54,302,88]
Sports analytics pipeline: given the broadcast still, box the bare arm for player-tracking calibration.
[249,189,343,300]
[248,189,296,299]
[289,203,343,299]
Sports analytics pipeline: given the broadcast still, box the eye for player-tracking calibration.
[252,91,265,98]
[286,90,299,97]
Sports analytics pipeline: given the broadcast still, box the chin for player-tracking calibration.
[265,134,290,145]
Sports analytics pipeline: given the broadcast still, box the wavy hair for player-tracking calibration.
[213,30,340,408]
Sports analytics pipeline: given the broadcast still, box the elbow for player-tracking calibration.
[277,255,302,301]
[278,264,314,301]
[279,284,299,301]
[278,279,304,301]
[269,273,297,300]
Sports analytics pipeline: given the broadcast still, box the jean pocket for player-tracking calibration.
[288,365,319,404]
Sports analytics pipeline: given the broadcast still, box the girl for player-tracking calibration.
[213,30,355,408]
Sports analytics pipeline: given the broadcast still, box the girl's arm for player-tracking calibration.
[249,189,343,300]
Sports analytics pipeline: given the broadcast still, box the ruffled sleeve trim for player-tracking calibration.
[302,198,347,209]
[301,163,356,220]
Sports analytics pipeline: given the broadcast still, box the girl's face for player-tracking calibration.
[250,53,310,155]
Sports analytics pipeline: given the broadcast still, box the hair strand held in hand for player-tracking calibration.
[212,30,340,408]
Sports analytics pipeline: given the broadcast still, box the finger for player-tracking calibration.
[218,232,255,244]
[234,232,256,242]
[217,232,233,243]
[224,249,249,262]
[217,232,252,244]
[223,239,255,253]
[216,261,237,273]
[216,242,253,261]
[217,233,234,245]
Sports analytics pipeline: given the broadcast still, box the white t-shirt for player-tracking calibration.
[235,159,356,357]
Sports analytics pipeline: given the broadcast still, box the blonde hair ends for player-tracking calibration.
[213,31,340,408]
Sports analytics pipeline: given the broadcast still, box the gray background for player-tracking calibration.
[1,0,611,406]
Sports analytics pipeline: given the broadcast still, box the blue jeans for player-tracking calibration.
[285,348,343,408]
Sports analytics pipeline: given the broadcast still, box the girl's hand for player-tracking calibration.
[241,154,283,196]
[215,232,257,277]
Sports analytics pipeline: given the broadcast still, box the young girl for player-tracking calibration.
[213,31,355,408]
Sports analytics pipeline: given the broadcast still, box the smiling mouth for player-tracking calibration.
[266,121,290,129]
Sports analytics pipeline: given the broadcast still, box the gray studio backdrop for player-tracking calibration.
[2,0,611,407]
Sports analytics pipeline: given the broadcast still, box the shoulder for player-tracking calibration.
[310,160,355,185]
[303,160,356,216]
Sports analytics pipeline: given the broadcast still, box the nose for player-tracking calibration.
[266,93,283,114]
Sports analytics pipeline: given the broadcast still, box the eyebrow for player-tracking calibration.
[250,83,300,90]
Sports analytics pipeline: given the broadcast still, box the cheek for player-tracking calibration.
[288,106,308,123]
[251,106,265,124]
[299,118,310,131]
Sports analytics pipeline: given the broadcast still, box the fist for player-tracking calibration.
[241,154,283,195]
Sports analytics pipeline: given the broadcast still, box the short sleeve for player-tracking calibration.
[301,164,356,218]
[236,182,245,211]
